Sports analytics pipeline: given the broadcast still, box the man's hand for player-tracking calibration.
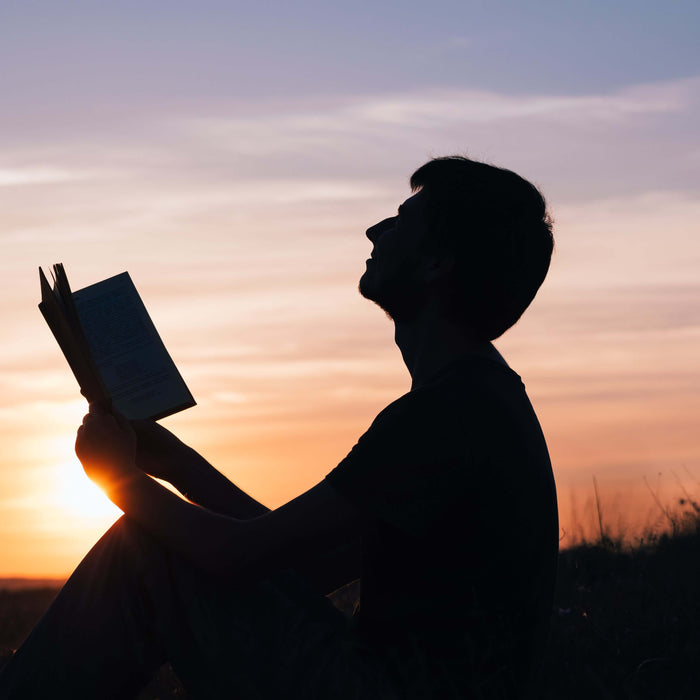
[75,404,140,494]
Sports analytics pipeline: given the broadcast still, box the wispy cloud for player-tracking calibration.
[157,76,700,204]
[549,190,700,289]
[183,77,696,148]
[350,81,687,127]
[2,77,697,217]
[0,166,95,187]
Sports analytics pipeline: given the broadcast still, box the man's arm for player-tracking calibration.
[77,407,362,592]
[132,420,269,519]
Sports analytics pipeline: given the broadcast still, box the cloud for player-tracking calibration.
[350,81,686,128]
[0,166,94,187]
[152,75,699,203]
[547,190,700,291]
[182,76,696,148]
[2,76,698,218]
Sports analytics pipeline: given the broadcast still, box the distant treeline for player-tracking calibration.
[0,578,66,593]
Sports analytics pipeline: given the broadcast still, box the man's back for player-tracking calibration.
[327,353,558,698]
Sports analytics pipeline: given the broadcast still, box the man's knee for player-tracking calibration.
[78,515,168,582]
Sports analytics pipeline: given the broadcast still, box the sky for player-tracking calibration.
[1,0,699,577]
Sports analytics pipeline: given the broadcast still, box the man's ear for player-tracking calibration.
[423,254,455,284]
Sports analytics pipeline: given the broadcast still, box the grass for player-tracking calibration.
[542,526,700,698]
[2,503,700,698]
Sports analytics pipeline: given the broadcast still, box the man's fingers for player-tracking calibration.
[83,405,133,435]
[112,409,133,433]
[81,411,116,434]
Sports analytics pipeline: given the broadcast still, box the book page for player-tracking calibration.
[38,267,109,405]
[72,272,195,420]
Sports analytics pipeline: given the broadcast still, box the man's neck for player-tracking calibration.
[394,311,507,391]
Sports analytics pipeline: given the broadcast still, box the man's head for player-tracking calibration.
[359,155,554,340]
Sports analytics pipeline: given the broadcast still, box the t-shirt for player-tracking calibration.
[325,354,558,698]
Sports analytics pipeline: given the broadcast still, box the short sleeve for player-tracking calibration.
[326,389,472,539]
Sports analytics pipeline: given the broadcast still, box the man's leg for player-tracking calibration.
[0,516,174,698]
[0,516,396,699]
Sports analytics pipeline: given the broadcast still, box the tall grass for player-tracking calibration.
[543,519,700,699]
[562,472,700,553]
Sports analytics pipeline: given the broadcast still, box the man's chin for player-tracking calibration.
[358,272,375,302]
[360,287,420,323]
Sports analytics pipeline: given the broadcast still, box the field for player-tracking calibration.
[543,528,700,699]
[2,523,700,699]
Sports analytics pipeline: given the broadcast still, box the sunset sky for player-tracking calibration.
[1,1,699,577]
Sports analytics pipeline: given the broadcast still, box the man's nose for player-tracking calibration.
[366,217,396,243]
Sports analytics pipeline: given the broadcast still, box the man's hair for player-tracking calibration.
[410,155,554,340]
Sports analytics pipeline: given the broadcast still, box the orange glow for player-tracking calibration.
[51,458,123,522]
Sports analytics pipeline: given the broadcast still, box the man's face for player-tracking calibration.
[359,191,429,321]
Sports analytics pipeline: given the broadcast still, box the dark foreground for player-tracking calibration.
[2,528,700,699]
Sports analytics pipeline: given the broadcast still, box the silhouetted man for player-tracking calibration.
[0,156,558,699]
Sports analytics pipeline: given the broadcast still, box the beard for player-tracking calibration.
[359,260,425,323]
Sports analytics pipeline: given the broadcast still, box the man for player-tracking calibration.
[0,156,558,699]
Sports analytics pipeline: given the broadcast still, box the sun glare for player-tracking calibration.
[53,458,122,521]
[39,406,123,524]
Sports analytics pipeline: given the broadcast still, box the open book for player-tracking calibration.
[39,263,196,421]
